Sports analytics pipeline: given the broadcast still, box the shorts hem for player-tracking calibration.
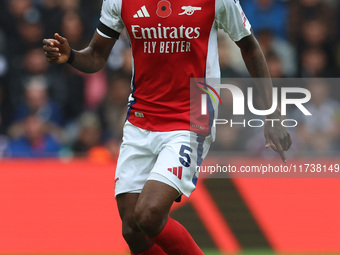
[147,172,194,198]
[114,189,142,199]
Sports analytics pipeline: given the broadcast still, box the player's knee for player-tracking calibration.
[122,227,135,244]
[134,204,164,236]
[121,218,140,244]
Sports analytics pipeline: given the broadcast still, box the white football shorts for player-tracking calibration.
[114,121,212,198]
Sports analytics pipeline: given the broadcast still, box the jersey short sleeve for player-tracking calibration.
[97,0,124,39]
[215,0,251,42]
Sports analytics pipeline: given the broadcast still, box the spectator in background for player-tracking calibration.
[0,75,12,135]
[296,19,335,75]
[8,47,84,121]
[5,0,44,59]
[256,29,297,76]
[12,77,63,126]
[293,80,340,156]
[337,3,340,72]
[59,0,101,33]
[289,0,336,44]
[0,25,11,134]
[0,135,9,158]
[96,76,130,157]
[0,0,7,31]
[40,0,63,35]
[243,0,288,39]
[216,31,249,76]
[8,77,63,141]
[300,47,332,77]
[8,48,64,108]
[0,80,3,133]
[81,69,108,110]
[72,111,102,157]
[17,19,44,50]
[60,11,88,50]
[106,31,131,71]
[7,114,62,157]
[58,65,85,124]
[289,0,337,76]
[0,23,8,78]
[97,76,130,142]
[218,34,241,78]
[266,52,285,78]
[2,0,34,34]
[59,0,80,12]
[210,124,243,152]
[299,19,330,49]
[108,47,133,80]
[210,83,251,152]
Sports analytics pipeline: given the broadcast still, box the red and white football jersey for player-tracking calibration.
[97,0,251,136]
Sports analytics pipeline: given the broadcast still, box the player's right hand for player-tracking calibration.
[42,33,71,64]
[264,120,292,163]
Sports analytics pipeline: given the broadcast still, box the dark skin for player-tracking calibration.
[236,29,292,162]
[117,182,179,253]
[43,30,292,253]
[43,32,115,73]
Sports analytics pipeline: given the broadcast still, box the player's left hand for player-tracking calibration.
[264,116,292,163]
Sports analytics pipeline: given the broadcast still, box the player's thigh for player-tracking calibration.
[115,122,157,197]
[148,131,212,198]
[116,193,140,222]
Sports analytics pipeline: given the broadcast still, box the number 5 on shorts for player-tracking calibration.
[179,145,192,167]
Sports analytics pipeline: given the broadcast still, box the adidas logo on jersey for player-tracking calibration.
[168,166,183,180]
[133,6,150,18]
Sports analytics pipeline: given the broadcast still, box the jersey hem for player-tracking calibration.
[231,30,252,42]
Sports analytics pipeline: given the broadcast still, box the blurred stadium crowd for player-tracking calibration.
[0,0,339,158]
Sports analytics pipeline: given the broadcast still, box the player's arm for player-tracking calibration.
[236,31,292,162]
[235,30,273,108]
[43,32,116,73]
